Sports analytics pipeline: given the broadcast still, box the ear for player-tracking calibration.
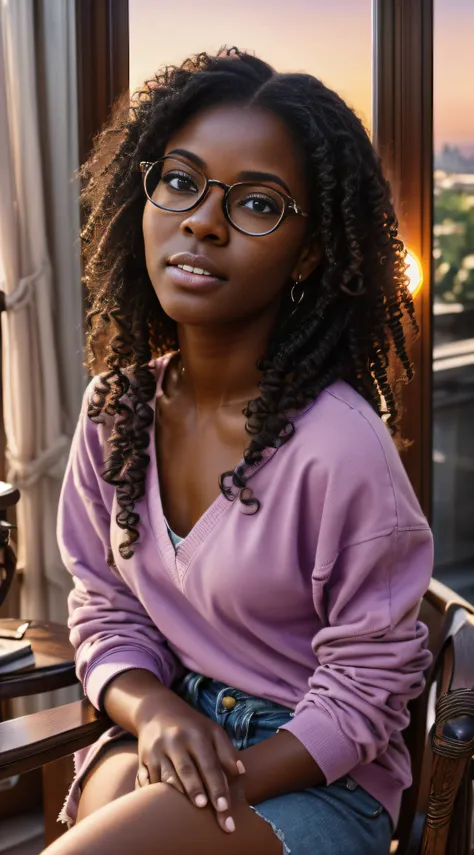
[291,230,322,282]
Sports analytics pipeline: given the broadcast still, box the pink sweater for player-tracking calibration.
[57,355,432,827]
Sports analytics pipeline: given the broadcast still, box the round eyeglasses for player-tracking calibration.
[139,156,309,237]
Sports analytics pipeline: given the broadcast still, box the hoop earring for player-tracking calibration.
[291,274,305,304]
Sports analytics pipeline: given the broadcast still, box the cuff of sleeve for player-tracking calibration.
[279,706,360,784]
[85,648,166,712]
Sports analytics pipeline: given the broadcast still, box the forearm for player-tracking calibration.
[101,668,172,735]
[240,729,325,805]
[102,671,325,805]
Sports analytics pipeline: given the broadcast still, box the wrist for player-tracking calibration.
[133,681,174,732]
[102,668,172,735]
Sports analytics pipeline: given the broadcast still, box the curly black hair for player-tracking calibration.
[80,46,418,559]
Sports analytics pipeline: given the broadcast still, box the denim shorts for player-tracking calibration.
[174,671,392,855]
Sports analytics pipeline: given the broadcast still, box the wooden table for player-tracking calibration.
[0,620,77,700]
[0,619,78,843]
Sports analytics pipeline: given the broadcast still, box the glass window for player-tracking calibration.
[433,0,474,598]
[129,0,373,134]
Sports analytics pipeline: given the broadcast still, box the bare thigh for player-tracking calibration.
[66,740,283,855]
[77,739,139,822]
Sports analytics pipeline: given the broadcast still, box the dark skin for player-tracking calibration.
[150,103,320,538]
[41,105,324,855]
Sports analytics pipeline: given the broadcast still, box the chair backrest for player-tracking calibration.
[0,482,20,607]
[397,579,474,854]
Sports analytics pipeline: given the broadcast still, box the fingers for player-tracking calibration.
[138,728,244,834]
[173,748,218,809]
[138,750,237,834]
[189,740,236,833]
[136,760,185,794]
[160,757,186,794]
[160,739,237,833]
[136,765,150,789]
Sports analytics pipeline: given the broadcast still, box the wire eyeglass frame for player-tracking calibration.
[139,156,310,237]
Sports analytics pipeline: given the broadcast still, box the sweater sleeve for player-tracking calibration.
[57,377,182,713]
[279,524,433,783]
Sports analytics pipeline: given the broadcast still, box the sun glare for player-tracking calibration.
[406,250,423,296]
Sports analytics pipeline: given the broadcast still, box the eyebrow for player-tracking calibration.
[167,148,293,196]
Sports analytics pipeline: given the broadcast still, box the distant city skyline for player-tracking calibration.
[436,143,474,174]
[129,0,474,148]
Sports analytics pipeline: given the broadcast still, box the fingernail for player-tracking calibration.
[217,797,229,812]
[136,769,148,787]
[236,760,246,774]
[225,817,236,833]
[195,794,207,807]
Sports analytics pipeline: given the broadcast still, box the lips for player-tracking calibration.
[167,252,227,280]
[165,264,225,291]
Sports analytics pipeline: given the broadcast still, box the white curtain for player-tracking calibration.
[0,0,85,711]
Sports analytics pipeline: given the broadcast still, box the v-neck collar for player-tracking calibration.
[145,354,316,587]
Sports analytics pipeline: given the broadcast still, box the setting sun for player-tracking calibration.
[406,250,424,296]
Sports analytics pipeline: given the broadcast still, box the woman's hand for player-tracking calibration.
[134,688,246,834]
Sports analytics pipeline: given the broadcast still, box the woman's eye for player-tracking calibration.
[162,171,198,193]
[239,194,279,215]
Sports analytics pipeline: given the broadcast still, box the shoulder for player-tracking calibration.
[293,379,429,532]
[295,379,397,469]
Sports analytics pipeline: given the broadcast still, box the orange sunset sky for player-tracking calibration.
[129,0,474,151]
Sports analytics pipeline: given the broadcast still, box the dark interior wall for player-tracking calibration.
[76,0,129,168]
[374,0,434,520]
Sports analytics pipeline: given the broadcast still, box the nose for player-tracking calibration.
[179,184,229,244]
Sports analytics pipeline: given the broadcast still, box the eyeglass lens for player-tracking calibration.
[144,157,285,235]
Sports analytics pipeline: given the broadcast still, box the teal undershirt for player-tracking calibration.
[165,518,184,550]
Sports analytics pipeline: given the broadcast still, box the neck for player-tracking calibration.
[175,315,276,409]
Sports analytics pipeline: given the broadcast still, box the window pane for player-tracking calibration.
[129,1,372,135]
[433,0,474,598]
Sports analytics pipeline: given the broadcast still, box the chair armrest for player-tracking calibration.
[421,613,474,855]
[0,699,112,779]
[425,578,474,617]
[0,482,20,511]
[421,702,474,855]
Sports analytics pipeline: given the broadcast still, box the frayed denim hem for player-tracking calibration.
[250,804,292,854]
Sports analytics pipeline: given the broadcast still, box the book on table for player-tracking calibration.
[0,638,36,675]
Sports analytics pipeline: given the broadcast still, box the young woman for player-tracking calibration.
[46,47,433,855]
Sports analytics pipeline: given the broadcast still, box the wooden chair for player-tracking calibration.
[0,482,20,608]
[0,485,78,703]
[0,483,78,843]
[0,578,472,853]
[396,580,474,854]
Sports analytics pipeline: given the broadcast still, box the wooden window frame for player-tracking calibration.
[75,0,129,168]
[76,0,434,520]
[373,0,434,520]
